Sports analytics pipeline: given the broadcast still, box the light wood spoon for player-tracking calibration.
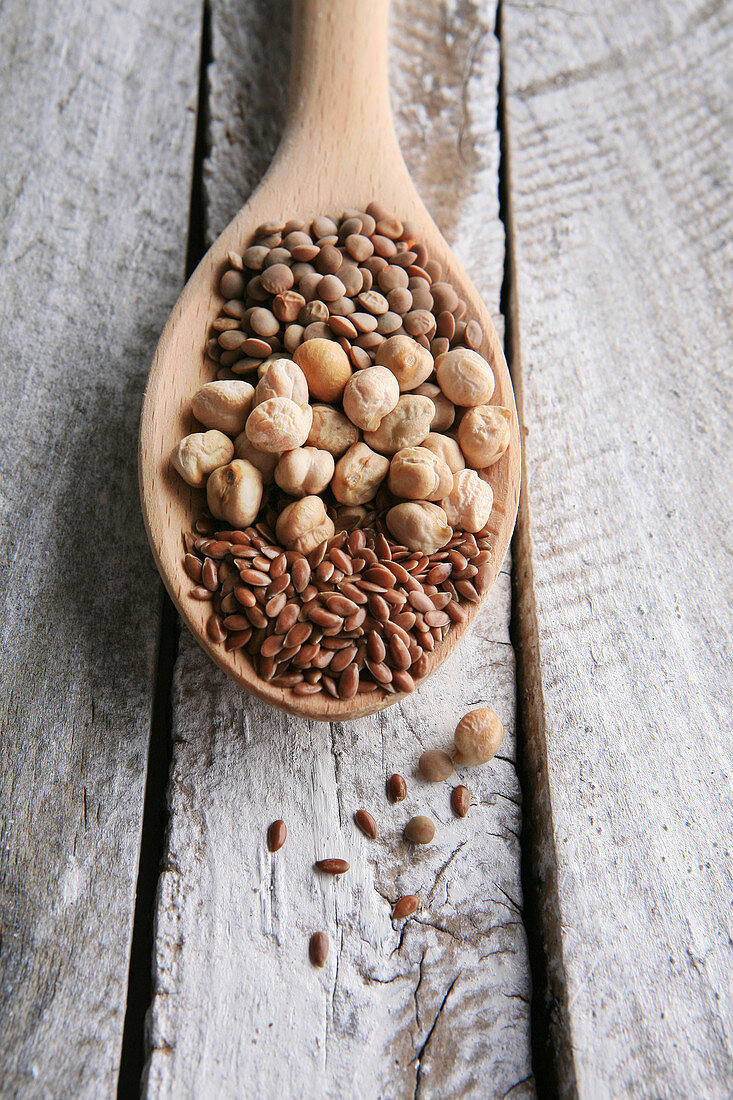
[139,0,520,721]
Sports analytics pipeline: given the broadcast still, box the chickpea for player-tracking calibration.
[172,430,234,487]
[245,397,313,453]
[206,460,263,528]
[191,380,254,435]
[420,432,466,474]
[276,495,335,555]
[332,442,390,506]
[435,348,495,407]
[307,404,359,457]
[375,334,434,391]
[414,382,455,432]
[386,502,452,553]
[253,359,309,408]
[293,338,352,402]
[257,352,294,380]
[441,468,494,532]
[453,708,503,766]
[457,405,512,468]
[232,433,279,483]
[388,447,453,502]
[362,395,434,456]
[342,366,400,431]
[275,446,335,497]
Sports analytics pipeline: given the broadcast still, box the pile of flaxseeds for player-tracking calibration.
[184,517,493,697]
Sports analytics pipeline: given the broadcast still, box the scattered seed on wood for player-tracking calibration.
[392,895,420,920]
[404,816,435,844]
[315,858,350,875]
[354,809,377,839]
[451,785,471,817]
[418,749,454,782]
[309,931,329,968]
[267,819,287,851]
[387,773,407,802]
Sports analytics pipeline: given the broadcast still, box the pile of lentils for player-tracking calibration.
[174,205,513,700]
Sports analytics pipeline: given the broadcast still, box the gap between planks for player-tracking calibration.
[495,2,573,1096]
[117,3,212,1095]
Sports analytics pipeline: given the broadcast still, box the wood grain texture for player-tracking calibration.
[143,1,533,1096]
[0,1,201,1095]
[504,0,733,1095]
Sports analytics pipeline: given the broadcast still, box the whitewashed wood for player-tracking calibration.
[144,1,533,1096]
[0,1,201,1095]
[504,0,733,1095]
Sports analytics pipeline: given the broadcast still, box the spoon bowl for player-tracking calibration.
[139,0,520,720]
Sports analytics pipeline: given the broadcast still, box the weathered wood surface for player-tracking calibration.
[504,0,733,1095]
[0,1,201,1095]
[143,1,533,1097]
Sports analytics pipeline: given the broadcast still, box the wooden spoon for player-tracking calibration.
[139,0,521,721]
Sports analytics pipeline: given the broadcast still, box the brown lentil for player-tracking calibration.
[404,816,436,845]
[418,749,454,782]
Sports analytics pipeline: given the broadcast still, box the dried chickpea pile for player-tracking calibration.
[172,206,513,697]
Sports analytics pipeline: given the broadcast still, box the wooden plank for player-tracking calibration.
[143,1,534,1097]
[0,1,201,1095]
[504,0,733,1095]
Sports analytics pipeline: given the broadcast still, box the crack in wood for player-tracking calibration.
[426,841,469,904]
[501,1073,536,1099]
[496,2,573,1095]
[494,881,524,915]
[413,950,427,1030]
[411,975,458,1099]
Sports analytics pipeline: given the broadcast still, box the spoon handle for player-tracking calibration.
[277,0,401,175]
